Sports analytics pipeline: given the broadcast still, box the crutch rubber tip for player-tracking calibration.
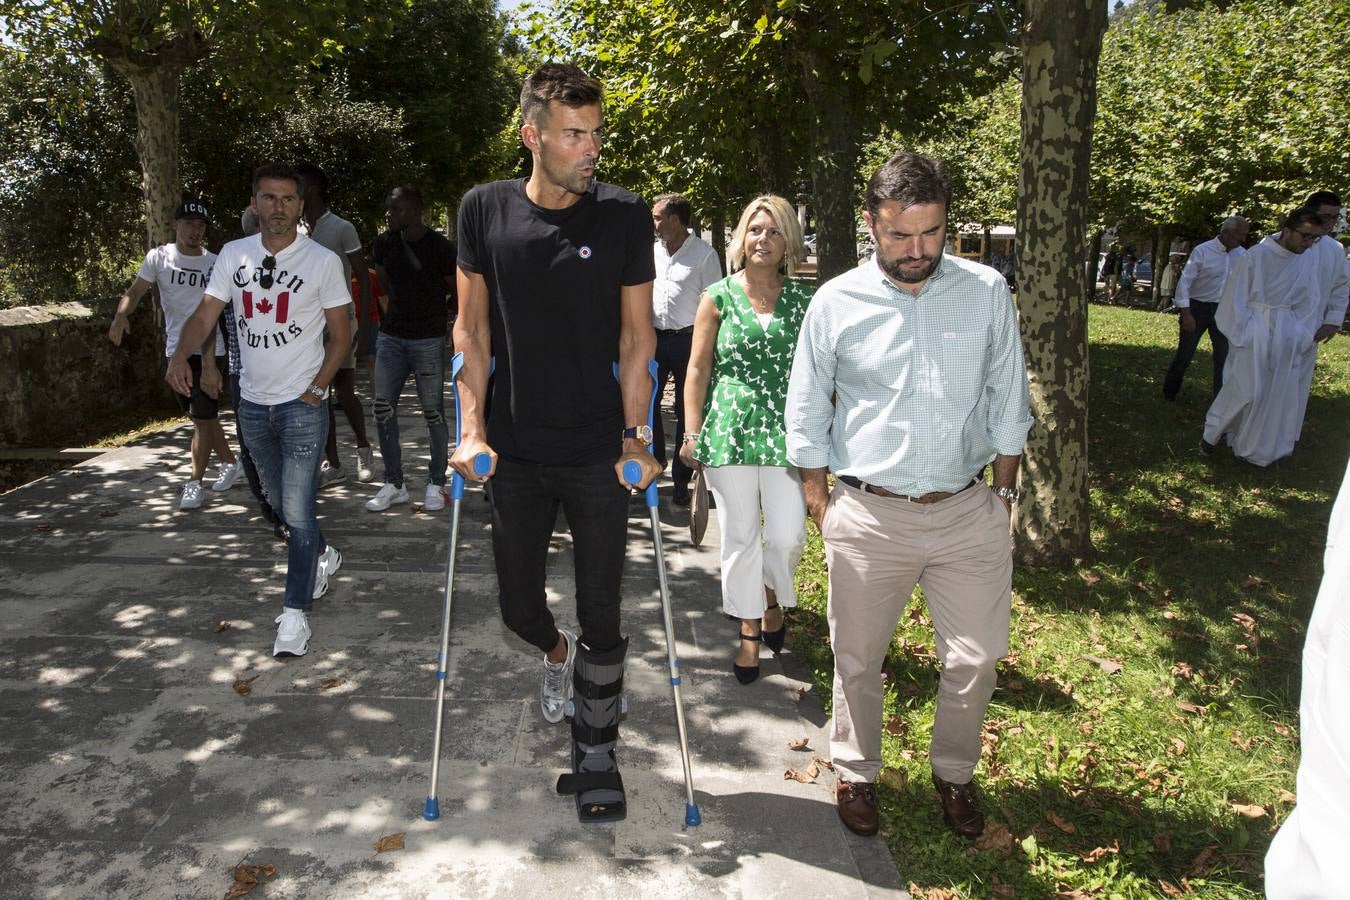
[423,797,440,821]
[685,804,702,827]
[622,460,641,487]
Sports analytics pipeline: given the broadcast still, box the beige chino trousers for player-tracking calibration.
[822,480,1011,785]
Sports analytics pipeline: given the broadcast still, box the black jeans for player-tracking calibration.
[1163,301,1228,399]
[488,459,628,654]
[653,328,693,493]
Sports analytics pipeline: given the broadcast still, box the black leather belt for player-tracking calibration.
[838,475,978,504]
[656,326,694,335]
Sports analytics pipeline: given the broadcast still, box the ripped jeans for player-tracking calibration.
[372,332,448,489]
[236,397,328,610]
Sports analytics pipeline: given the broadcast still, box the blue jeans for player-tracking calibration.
[237,397,328,610]
[373,333,448,488]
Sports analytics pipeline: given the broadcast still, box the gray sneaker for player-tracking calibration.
[313,544,342,600]
[355,446,375,483]
[540,629,578,724]
[319,461,345,488]
[273,608,311,657]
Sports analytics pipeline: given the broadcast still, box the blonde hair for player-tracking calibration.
[727,194,806,276]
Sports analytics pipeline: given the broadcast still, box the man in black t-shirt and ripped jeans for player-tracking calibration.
[452,63,662,823]
[367,184,458,513]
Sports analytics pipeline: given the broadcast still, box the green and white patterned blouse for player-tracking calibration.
[694,275,814,467]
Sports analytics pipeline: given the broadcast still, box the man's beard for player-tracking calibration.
[877,246,943,284]
[542,156,595,197]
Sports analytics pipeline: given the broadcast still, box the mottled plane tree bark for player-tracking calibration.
[1014,0,1107,566]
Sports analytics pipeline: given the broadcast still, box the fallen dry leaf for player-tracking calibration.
[223,863,276,899]
[1080,840,1120,863]
[794,687,807,701]
[373,832,406,853]
[812,755,835,771]
[319,677,347,691]
[909,885,962,900]
[1170,662,1194,679]
[232,675,261,697]
[974,821,1015,857]
[215,620,233,634]
[1168,737,1187,757]
[1187,846,1219,878]
[1159,880,1185,898]
[1176,701,1207,715]
[1232,612,1258,631]
[1231,803,1266,819]
[805,761,820,779]
[1278,790,1297,804]
[1083,655,1123,675]
[1162,610,1177,620]
[992,879,1015,900]
[787,737,810,751]
[1273,723,1291,737]
[1045,810,1076,834]
[1239,576,1264,590]
[784,768,815,784]
[884,717,907,736]
[1054,891,1097,900]
[1081,570,1102,586]
[1006,678,1025,691]
[1153,832,1173,853]
[878,767,908,791]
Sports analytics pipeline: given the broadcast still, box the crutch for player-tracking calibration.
[424,351,492,821]
[621,358,702,827]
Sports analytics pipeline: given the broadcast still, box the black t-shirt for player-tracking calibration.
[457,178,656,465]
[372,228,458,339]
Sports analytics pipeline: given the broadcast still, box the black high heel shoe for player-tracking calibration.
[761,602,786,655]
[734,629,762,684]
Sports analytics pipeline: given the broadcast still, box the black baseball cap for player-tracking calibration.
[175,200,209,221]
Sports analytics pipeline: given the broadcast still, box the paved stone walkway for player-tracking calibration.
[0,378,907,899]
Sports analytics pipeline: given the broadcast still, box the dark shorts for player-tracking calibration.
[174,354,227,420]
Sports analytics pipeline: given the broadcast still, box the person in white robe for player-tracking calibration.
[1201,208,1334,466]
[1295,191,1349,435]
[1264,455,1350,899]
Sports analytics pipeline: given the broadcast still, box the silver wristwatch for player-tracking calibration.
[992,485,1020,504]
[306,383,327,400]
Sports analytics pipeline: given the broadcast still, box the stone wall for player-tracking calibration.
[0,300,175,448]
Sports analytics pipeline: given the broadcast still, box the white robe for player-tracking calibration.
[1264,457,1350,898]
[1202,236,1324,466]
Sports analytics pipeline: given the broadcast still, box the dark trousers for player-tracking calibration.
[653,328,693,494]
[488,459,628,654]
[1163,301,1228,399]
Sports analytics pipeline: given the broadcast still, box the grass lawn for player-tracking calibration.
[789,303,1350,898]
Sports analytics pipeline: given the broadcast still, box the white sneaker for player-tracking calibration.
[319,461,345,489]
[424,483,449,512]
[179,480,205,510]
[211,460,242,491]
[540,629,577,724]
[273,608,311,657]
[355,447,375,483]
[313,544,342,599]
[366,482,410,511]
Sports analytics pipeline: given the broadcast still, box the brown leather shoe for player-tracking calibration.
[932,774,984,838]
[836,780,879,836]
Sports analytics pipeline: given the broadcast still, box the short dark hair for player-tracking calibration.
[654,193,692,227]
[1284,206,1322,229]
[1305,190,1342,209]
[389,184,423,212]
[865,152,951,219]
[252,162,301,196]
[520,63,602,126]
[295,161,329,202]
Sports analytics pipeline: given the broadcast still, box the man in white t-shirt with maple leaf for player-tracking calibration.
[168,163,352,658]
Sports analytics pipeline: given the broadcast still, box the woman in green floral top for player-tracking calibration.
[679,195,813,684]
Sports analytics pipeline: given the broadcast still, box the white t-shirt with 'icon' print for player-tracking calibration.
[204,233,351,406]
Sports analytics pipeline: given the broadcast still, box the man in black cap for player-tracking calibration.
[110,200,242,510]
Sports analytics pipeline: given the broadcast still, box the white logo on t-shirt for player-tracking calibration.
[579,246,593,260]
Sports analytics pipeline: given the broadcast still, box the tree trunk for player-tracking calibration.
[113,64,184,249]
[709,211,727,275]
[1013,0,1107,567]
[1149,224,1164,308]
[800,72,861,283]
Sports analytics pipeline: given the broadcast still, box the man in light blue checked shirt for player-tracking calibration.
[785,152,1032,840]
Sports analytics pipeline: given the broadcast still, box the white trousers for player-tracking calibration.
[702,464,807,619]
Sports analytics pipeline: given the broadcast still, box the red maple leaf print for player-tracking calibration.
[256,297,273,315]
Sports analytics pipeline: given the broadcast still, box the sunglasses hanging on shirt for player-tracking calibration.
[260,255,277,289]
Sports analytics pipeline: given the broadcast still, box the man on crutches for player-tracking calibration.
[450,63,661,823]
